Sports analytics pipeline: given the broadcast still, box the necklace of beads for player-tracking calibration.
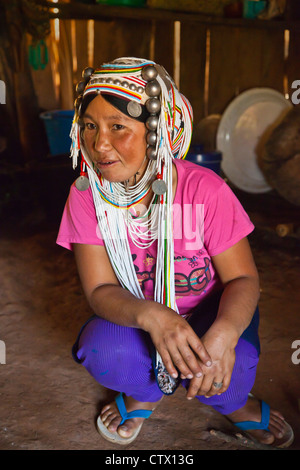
[95,158,157,209]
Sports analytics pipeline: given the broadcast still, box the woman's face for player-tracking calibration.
[81,94,147,184]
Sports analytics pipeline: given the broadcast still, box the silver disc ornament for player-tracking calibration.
[152,179,167,195]
[127,100,142,118]
[75,175,90,191]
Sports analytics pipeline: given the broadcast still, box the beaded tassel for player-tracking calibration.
[69,114,80,170]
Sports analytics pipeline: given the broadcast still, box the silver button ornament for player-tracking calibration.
[146,115,159,131]
[145,80,161,97]
[82,67,94,79]
[152,179,167,195]
[141,65,158,82]
[146,146,157,160]
[75,175,90,191]
[146,97,161,114]
[76,81,86,94]
[146,131,157,146]
[129,83,137,91]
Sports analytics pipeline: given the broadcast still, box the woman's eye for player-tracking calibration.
[85,122,96,131]
[112,124,124,131]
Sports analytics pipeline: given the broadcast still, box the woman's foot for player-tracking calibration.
[99,394,160,441]
[227,395,294,447]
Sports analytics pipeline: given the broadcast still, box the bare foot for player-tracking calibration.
[100,394,161,440]
[227,395,293,446]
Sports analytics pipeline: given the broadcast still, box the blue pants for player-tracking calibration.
[72,293,260,415]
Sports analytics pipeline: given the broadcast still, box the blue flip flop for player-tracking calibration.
[234,398,294,448]
[234,400,271,432]
[96,392,153,445]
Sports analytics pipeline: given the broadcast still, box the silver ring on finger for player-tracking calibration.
[212,381,223,389]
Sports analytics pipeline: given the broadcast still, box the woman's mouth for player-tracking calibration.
[96,160,119,168]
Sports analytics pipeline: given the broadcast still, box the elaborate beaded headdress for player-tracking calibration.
[70,57,193,394]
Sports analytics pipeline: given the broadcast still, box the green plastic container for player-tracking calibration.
[96,0,146,6]
[243,0,266,18]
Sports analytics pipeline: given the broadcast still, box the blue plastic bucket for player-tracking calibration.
[40,110,74,156]
[186,145,222,175]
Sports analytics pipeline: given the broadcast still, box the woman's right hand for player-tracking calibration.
[142,304,212,381]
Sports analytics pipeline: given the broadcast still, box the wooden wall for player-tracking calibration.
[31,17,300,128]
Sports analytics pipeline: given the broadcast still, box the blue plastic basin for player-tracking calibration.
[40,110,74,156]
[186,146,222,175]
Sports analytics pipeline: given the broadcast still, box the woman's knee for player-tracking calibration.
[73,316,154,385]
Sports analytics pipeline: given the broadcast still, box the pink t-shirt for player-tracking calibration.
[57,159,254,316]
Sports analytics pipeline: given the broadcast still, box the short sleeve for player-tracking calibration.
[203,181,254,256]
[56,183,104,250]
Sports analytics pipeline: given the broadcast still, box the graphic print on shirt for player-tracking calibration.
[174,257,211,295]
[132,254,156,291]
[132,253,211,297]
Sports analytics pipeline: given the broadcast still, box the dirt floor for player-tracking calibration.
[0,160,300,452]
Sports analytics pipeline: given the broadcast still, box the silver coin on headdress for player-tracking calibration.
[127,100,142,118]
[75,175,90,191]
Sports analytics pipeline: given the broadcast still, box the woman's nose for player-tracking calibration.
[94,129,111,152]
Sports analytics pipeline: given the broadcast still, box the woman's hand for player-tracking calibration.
[143,305,213,381]
[185,322,237,399]
[182,237,261,400]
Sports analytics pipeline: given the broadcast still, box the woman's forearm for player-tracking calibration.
[89,283,162,330]
[209,275,260,348]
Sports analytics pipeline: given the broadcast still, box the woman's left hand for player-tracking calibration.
[184,237,261,399]
[185,324,236,399]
